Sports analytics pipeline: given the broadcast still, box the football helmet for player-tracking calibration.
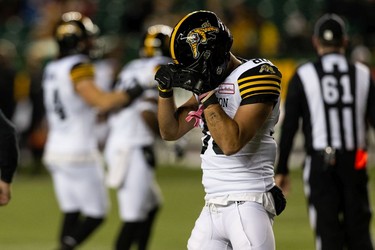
[54,11,99,56]
[170,10,233,88]
[139,24,172,58]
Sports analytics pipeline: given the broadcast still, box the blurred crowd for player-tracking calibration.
[0,0,374,170]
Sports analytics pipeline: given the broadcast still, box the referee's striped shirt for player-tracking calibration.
[276,52,375,174]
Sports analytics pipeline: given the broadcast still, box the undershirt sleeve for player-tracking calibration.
[70,62,95,84]
[275,73,304,175]
[367,78,375,127]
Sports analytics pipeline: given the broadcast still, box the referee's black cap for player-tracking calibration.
[314,13,347,46]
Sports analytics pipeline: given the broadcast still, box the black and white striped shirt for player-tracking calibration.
[276,52,375,174]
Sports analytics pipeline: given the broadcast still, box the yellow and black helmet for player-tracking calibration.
[139,24,172,58]
[170,10,233,86]
[54,11,99,56]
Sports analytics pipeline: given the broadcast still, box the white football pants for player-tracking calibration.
[187,201,275,250]
[48,160,109,217]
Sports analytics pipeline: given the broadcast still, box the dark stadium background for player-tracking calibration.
[0,0,374,249]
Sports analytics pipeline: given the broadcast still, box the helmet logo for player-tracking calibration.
[180,21,219,59]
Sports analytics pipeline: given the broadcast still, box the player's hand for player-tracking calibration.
[155,64,177,92]
[122,80,144,107]
[126,81,144,100]
[155,63,209,96]
[0,181,11,206]
[274,174,291,197]
[172,69,206,95]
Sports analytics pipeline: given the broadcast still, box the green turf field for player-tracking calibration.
[1,164,374,250]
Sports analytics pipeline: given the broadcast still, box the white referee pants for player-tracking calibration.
[187,201,275,250]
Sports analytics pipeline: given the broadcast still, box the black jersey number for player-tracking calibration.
[252,58,271,64]
[201,132,224,155]
[53,89,66,120]
[321,74,353,104]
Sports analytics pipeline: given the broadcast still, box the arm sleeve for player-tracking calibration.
[0,110,19,183]
[70,62,95,84]
[275,72,304,175]
[238,62,282,106]
[367,77,375,127]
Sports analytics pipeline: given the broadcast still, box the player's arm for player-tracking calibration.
[275,73,304,175]
[203,63,281,155]
[204,96,274,155]
[71,63,142,113]
[158,94,198,141]
[274,72,304,194]
[155,64,198,141]
[142,110,159,136]
[0,110,19,183]
[367,77,375,127]
[0,110,19,206]
[140,96,160,136]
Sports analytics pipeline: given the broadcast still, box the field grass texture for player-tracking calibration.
[1,164,375,250]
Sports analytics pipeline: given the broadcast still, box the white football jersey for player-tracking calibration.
[42,54,99,163]
[200,59,282,200]
[105,56,171,150]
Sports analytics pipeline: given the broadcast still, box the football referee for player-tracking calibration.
[275,13,375,250]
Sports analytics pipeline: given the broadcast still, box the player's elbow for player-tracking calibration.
[160,134,174,141]
[222,148,240,156]
[159,130,179,141]
[219,143,243,156]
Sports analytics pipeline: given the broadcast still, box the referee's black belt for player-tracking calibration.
[309,148,357,155]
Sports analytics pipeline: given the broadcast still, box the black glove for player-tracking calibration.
[172,69,206,95]
[127,82,143,99]
[155,64,176,97]
[123,81,143,107]
[155,63,210,96]
[269,185,286,215]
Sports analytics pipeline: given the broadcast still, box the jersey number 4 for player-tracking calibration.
[53,89,66,120]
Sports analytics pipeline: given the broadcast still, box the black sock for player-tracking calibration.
[138,206,160,250]
[60,212,81,244]
[71,216,104,246]
[115,206,160,250]
[115,222,142,250]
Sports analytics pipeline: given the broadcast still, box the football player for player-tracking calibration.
[42,12,143,250]
[155,10,285,250]
[103,24,171,250]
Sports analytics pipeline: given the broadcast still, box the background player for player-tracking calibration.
[42,12,143,250]
[104,24,171,250]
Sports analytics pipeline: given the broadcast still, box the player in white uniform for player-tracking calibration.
[155,11,286,250]
[104,24,171,250]
[42,12,144,250]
